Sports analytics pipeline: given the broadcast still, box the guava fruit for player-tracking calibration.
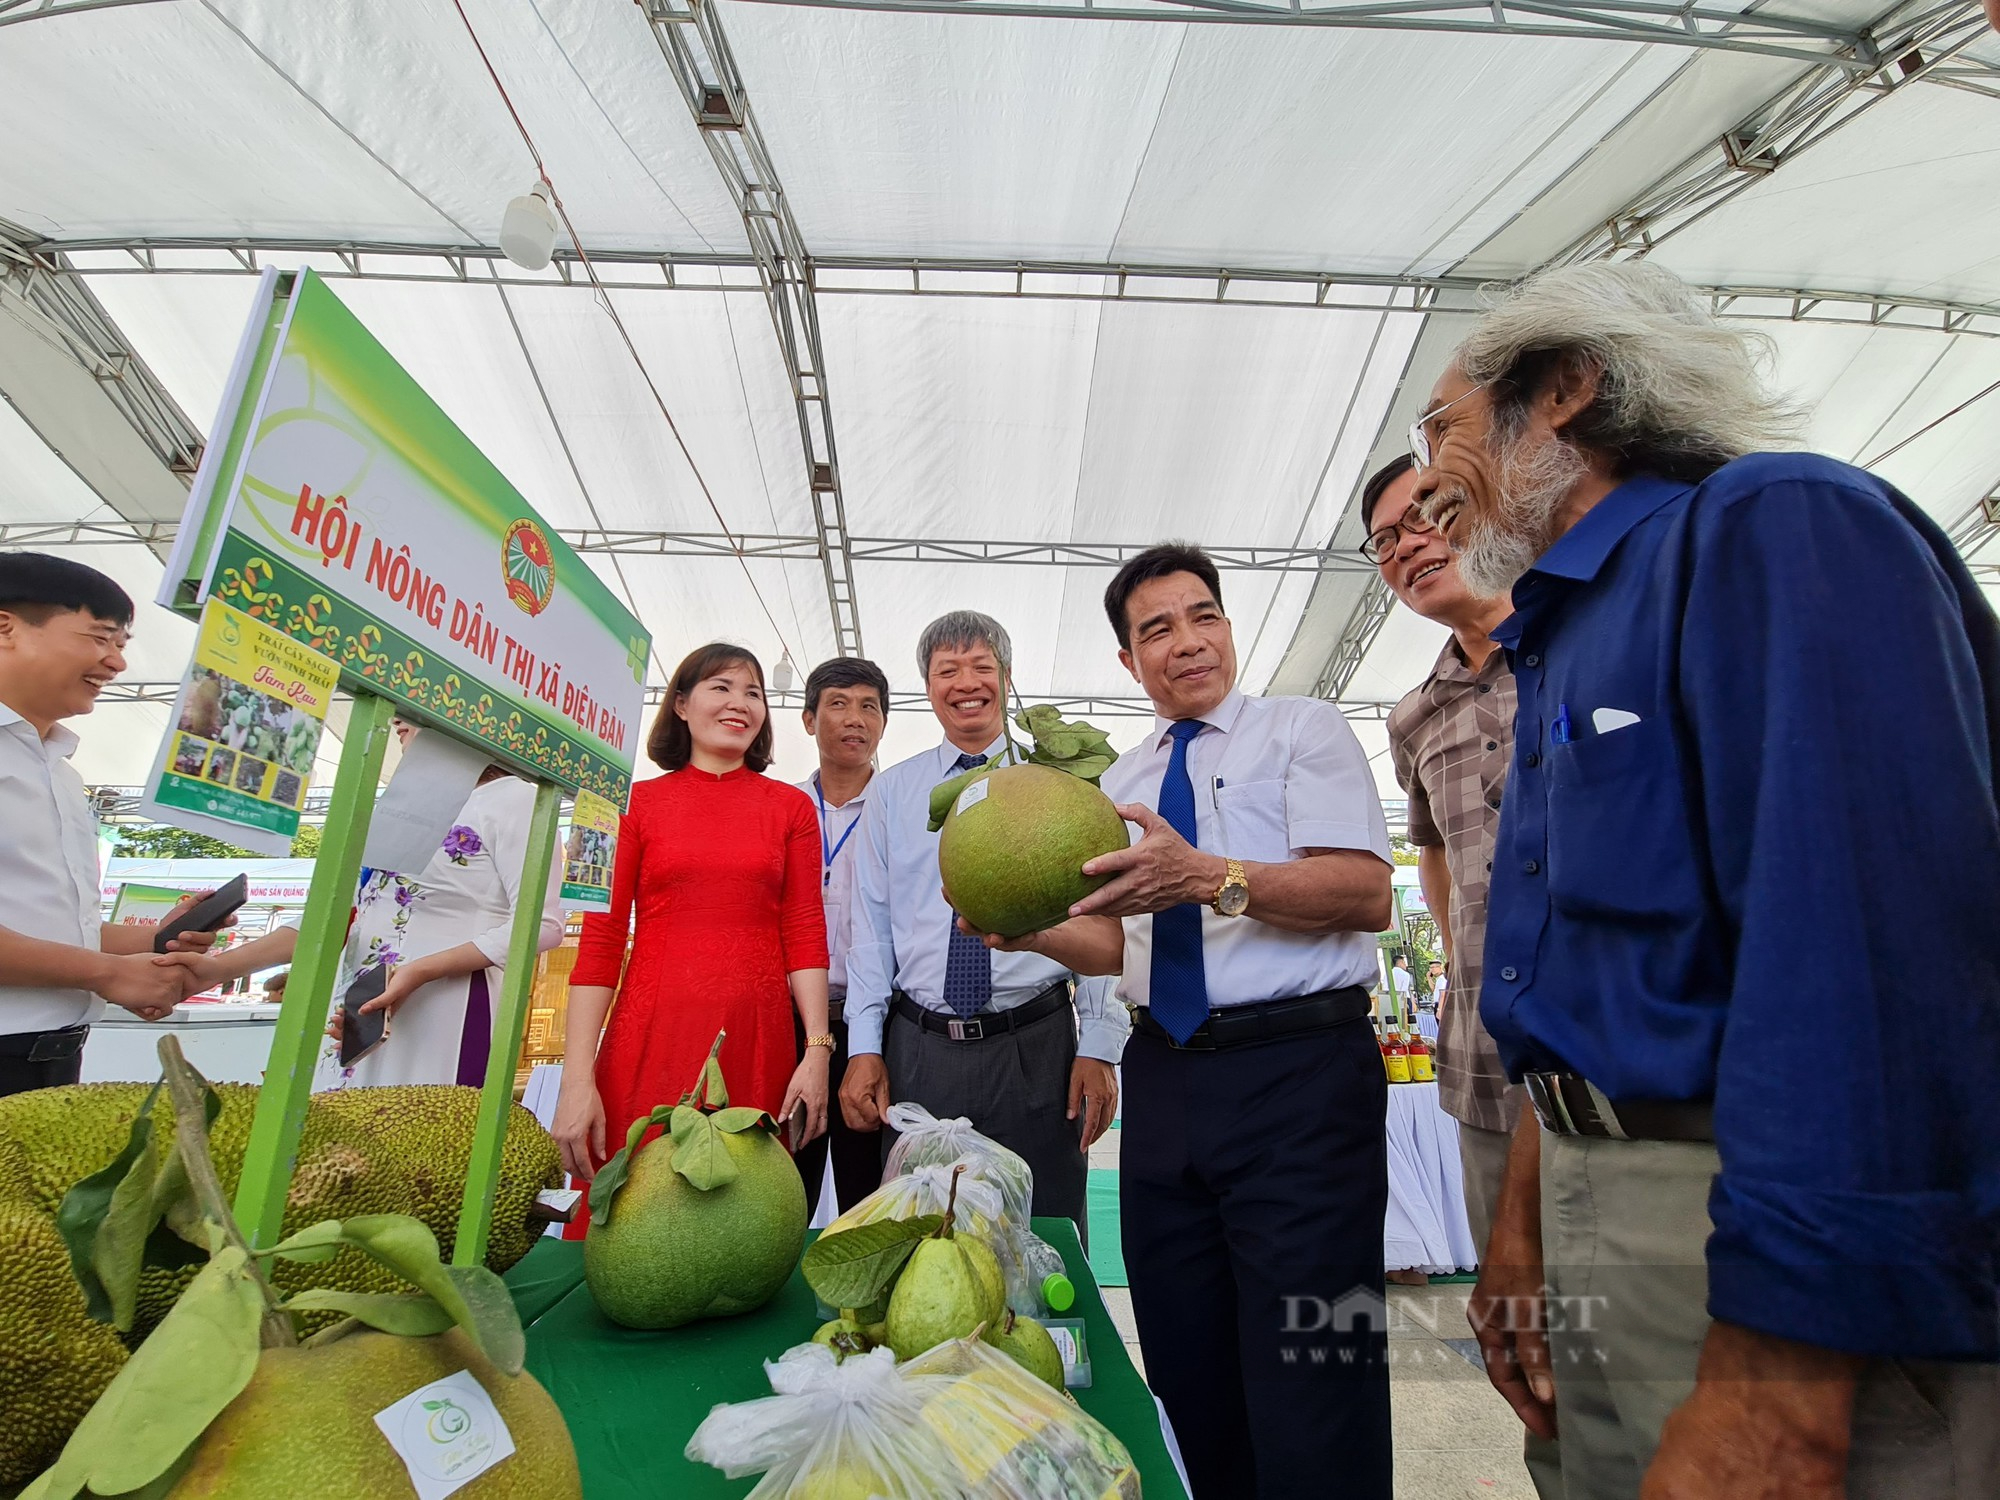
[793,1456,901,1500]
[164,1327,578,1498]
[985,1309,1066,1389]
[938,763,1129,938]
[584,1034,808,1330]
[813,1316,873,1361]
[882,1176,1007,1362]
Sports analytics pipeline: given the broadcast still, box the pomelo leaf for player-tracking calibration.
[267,1218,346,1264]
[283,1289,455,1339]
[94,1122,165,1331]
[709,1106,777,1134]
[55,1082,160,1323]
[1016,705,1118,784]
[25,1246,263,1500]
[669,1103,705,1147]
[802,1215,945,1309]
[671,1115,738,1192]
[700,1053,730,1111]
[589,1104,675,1226]
[282,1216,526,1375]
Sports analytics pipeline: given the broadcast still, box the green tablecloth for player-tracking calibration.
[504,1218,1186,1500]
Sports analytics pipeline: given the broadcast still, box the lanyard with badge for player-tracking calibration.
[815,774,860,888]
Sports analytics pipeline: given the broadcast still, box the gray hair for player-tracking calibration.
[916,610,1012,680]
[1456,261,1803,481]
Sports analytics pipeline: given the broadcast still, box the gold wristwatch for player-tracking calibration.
[1212,858,1250,918]
[806,1034,837,1051]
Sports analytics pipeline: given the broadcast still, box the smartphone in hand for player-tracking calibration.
[152,874,249,954]
[787,1099,809,1154]
[339,963,391,1068]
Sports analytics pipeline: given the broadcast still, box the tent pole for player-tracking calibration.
[453,779,562,1266]
[233,690,394,1248]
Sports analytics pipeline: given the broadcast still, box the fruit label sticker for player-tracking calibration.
[955,777,991,816]
[373,1369,516,1500]
[139,597,339,856]
[560,788,620,911]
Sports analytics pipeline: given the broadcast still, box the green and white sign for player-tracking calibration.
[161,269,650,804]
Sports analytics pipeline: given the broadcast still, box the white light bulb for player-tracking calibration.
[773,655,796,693]
[500,181,558,271]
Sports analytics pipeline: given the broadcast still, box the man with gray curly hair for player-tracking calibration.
[1414,261,2000,1500]
[838,609,1124,1235]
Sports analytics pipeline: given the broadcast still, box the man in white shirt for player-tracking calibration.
[985,546,1393,1498]
[0,554,212,1095]
[794,655,891,1218]
[838,611,1127,1236]
[1390,950,1415,1018]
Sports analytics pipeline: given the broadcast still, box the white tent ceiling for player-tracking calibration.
[2,0,1997,798]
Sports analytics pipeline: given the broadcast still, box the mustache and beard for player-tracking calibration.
[1422,426,1587,598]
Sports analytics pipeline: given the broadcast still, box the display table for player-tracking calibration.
[1383,1079,1480,1274]
[81,1003,281,1084]
[506,1217,1189,1500]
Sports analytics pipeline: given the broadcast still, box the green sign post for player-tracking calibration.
[160,268,649,1262]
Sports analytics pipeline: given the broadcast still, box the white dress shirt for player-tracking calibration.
[845,734,1129,1064]
[796,770,869,998]
[1100,687,1389,1009]
[0,706,106,1032]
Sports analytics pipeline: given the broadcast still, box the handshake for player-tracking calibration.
[94,943,230,1024]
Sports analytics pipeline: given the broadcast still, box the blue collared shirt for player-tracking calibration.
[1482,452,2000,1360]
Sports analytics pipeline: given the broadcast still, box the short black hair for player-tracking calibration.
[1103,543,1225,651]
[1360,454,1416,535]
[0,551,134,627]
[648,642,774,773]
[802,656,890,717]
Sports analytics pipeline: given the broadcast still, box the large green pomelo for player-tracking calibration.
[583,1122,807,1330]
[165,1328,579,1498]
[938,764,1130,938]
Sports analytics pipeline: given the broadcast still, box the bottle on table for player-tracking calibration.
[1407,1028,1434,1083]
[1384,1028,1412,1084]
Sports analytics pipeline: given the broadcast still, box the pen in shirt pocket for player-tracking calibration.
[1210,776,1229,850]
[1551,703,1573,745]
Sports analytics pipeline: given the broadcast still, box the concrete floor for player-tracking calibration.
[1090,1128,1537,1499]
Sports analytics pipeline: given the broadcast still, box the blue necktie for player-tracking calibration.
[941,751,994,1019]
[1151,720,1210,1044]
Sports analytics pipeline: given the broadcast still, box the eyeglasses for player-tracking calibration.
[1360,509,1435,565]
[1407,383,1488,470]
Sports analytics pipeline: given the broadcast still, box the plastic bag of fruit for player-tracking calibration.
[882,1103,1036,1223]
[686,1337,1142,1500]
[903,1334,1142,1499]
[685,1343,960,1498]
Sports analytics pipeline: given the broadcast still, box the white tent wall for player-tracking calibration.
[3,0,1998,806]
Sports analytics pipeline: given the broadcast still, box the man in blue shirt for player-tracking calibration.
[1409,262,2000,1499]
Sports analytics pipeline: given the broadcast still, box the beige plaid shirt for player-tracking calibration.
[1388,638,1524,1134]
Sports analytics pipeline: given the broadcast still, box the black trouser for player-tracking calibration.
[793,1011,881,1218]
[880,996,1087,1242]
[1122,1014,1391,1500]
[0,1024,88,1097]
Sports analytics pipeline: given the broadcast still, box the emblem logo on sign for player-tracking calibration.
[502,519,556,617]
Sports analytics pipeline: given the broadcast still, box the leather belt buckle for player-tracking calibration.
[1525,1071,1578,1135]
[946,1017,985,1042]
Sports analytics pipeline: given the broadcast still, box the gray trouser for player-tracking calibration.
[1540,1132,2000,1500]
[1462,1118,1565,1500]
[880,1000,1087,1241]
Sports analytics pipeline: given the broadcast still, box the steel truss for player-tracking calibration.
[1557,2,1999,264]
[0,221,204,479]
[0,0,164,26]
[84,679,1402,721]
[718,0,1976,71]
[49,238,2000,339]
[642,0,865,657]
[0,518,1377,573]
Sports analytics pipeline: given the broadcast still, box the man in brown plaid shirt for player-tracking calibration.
[1370,453,1561,1497]
[1366,454,1523,1247]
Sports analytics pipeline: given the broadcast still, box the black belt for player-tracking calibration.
[0,1024,89,1062]
[1135,986,1370,1051]
[890,981,1070,1043]
[1524,1071,1714,1142]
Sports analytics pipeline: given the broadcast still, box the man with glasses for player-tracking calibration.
[1422,263,1999,1499]
[0,554,217,1095]
[1367,455,1559,1497]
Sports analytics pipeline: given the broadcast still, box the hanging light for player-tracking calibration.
[773,654,796,694]
[500,180,558,271]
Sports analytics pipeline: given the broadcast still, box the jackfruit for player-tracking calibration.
[164,1327,580,1498]
[0,1204,129,1480]
[0,1083,562,1486]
